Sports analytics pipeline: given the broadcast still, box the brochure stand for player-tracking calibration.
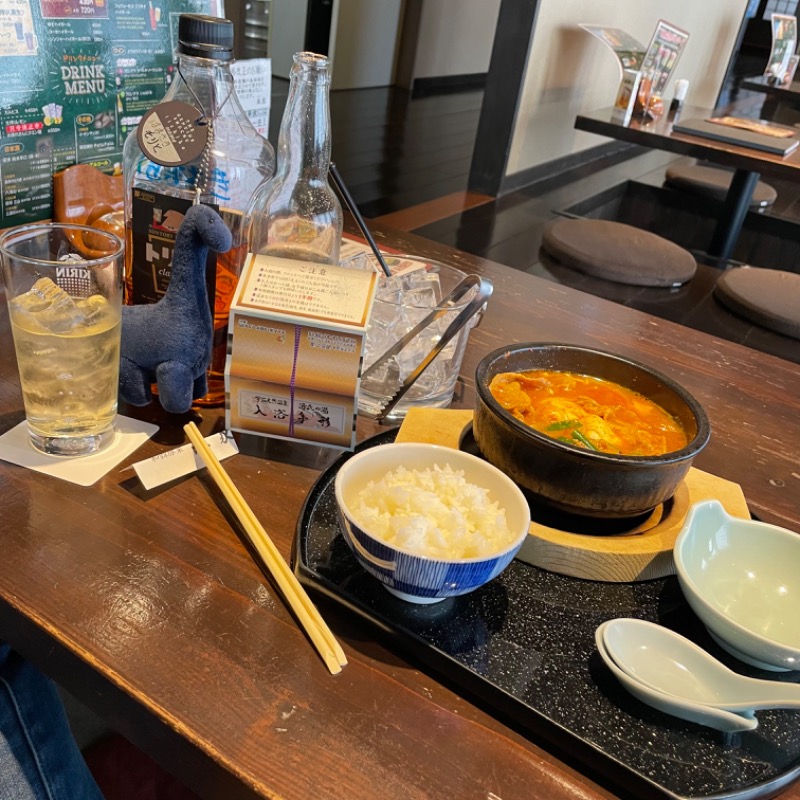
[581,19,689,121]
[766,14,798,83]
[579,25,646,76]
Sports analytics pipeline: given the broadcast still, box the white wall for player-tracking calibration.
[329,0,403,89]
[270,0,308,79]
[325,0,499,89]
[506,0,749,177]
[413,0,501,79]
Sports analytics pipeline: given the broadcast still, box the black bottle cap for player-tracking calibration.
[178,14,234,60]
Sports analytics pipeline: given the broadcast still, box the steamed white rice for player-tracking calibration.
[351,464,514,559]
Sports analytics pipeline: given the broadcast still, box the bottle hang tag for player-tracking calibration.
[137,101,209,167]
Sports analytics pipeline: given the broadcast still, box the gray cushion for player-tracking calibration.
[714,266,800,339]
[665,165,777,208]
[541,218,696,287]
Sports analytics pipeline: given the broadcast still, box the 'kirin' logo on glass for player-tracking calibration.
[56,264,91,295]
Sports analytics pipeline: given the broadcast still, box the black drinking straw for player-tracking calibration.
[329,162,392,277]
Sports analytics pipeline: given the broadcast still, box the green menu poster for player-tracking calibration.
[0,0,221,227]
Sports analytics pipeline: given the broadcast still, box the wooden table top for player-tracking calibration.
[1,223,800,800]
[576,105,800,179]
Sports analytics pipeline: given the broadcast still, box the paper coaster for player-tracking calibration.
[0,416,159,486]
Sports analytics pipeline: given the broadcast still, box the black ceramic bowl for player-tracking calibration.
[473,344,711,519]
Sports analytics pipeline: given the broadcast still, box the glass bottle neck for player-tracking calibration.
[277,55,332,180]
[167,53,237,120]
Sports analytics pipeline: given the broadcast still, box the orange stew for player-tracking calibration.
[489,370,688,456]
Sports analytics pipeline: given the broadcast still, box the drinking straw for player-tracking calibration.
[329,162,392,277]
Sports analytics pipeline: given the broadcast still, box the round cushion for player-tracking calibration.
[665,165,777,208]
[541,218,696,287]
[714,266,800,339]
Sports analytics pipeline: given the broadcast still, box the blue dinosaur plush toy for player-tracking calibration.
[120,204,233,413]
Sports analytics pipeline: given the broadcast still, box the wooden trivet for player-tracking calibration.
[396,408,750,583]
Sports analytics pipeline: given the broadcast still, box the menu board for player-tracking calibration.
[0,0,221,228]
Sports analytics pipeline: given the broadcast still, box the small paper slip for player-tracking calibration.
[230,58,271,138]
[0,416,158,487]
[132,430,239,490]
[339,236,426,276]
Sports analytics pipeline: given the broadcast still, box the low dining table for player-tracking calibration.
[575,104,800,261]
[740,73,800,107]
[1,222,799,800]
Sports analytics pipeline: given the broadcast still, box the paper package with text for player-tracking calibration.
[225,254,378,449]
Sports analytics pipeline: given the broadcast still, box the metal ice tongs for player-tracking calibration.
[361,274,493,422]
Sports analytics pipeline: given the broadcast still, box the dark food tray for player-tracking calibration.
[293,429,800,800]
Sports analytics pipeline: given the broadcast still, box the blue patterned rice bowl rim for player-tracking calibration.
[336,506,525,599]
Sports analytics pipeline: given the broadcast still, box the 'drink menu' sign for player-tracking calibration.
[0,0,220,228]
[225,254,378,451]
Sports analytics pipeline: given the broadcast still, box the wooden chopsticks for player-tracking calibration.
[183,423,347,674]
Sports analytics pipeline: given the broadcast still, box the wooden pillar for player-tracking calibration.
[467,0,540,197]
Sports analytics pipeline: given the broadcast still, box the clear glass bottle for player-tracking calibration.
[122,13,275,406]
[247,52,342,264]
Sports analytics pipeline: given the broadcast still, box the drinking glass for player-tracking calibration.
[0,223,124,455]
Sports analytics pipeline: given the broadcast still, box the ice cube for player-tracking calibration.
[30,277,74,307]
[76,294,110,327]
[38,304,86,333]
[402,271,442,304]
[12,279,53,314]
[20,277,86,333]
[368,296,401,329]
[403,284,438,309]
[374,276,405,304]
[396,333,433,379]
[362,326,393,365]
[9,306,48,334]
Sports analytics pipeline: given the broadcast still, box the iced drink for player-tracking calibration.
[10,278,121,451]
[0,223,124,456]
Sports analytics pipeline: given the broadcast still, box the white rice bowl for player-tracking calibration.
[334,442,531,604]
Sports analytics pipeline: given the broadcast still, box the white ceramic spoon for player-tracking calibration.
[603,618,800,714]
[594,622,758,733]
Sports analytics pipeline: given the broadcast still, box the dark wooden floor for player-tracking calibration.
[269,78,799,365]
[413,147,799,365]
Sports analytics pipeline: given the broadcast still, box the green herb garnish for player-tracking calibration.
[571,430,599,450]
[546,419,581,431]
